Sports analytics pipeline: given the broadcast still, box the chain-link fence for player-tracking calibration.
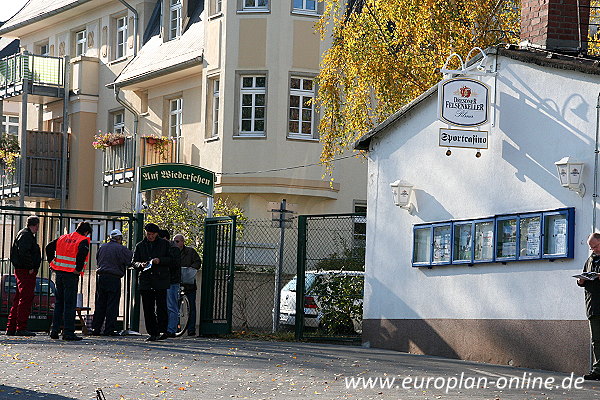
[296,214,366,340]
[231,218,298,332]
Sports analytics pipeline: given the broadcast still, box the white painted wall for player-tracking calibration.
[365,54,599,322]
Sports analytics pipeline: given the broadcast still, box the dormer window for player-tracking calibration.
[169,0,182,40]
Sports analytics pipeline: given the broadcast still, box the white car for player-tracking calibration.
[278,270,364,333]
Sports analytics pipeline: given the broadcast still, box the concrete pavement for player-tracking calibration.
[0,334,599,399]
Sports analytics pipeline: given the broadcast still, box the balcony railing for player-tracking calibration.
[0,53,65,99]
[102,136,180,186]
[0,131,65,199]
[103,136,135,186]
[142,137,179,165]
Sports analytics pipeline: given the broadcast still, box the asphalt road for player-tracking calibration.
[0,334,599,400]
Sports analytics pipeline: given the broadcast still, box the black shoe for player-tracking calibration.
[101,331,120,337]
[15,330,36,337]
[584,372,600,381]
[62,335,83,341]
[157,333,169,340]
[49,331,59,339]
[146,335,159,341]
[5,330,15,336]
[187,331,196,336]
[90,330,101,336]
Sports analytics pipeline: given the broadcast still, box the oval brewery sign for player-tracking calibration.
[438,77,489,127]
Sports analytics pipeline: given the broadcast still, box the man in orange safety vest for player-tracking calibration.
[46,221,92,341]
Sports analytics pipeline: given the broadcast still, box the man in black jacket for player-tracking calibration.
[132,223,172,341]
[7,216,41,336]
[158,229,182,338]
[579,232,600,380]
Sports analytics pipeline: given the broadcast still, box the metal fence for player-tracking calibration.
[231,218,298,332]
[0,53,64,88]
[295,213,366,341]
[0,206,139,332]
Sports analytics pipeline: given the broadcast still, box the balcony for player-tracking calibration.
[0,131,65,199]
[102,136,179,186]
[0,53,65,101]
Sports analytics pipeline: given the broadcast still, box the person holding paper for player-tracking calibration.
[132,223,172,341]
[578,232,600,380]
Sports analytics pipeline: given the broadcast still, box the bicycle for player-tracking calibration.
[175,285,190,337]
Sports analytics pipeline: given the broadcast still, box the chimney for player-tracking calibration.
[520,0,590,53]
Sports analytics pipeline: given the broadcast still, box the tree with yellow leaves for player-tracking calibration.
[316,0,520,170]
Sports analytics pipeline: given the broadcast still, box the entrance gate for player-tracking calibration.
[200,216,236,335]
[0,205,140,332]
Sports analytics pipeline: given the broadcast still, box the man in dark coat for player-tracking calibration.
[91,229,133,336]
[7,215,41,336]
[158,229,182,337]
[174,234,201,336]
[579,232,600,380]
[132,223,172,341]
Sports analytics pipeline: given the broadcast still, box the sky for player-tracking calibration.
[0,0,27,23]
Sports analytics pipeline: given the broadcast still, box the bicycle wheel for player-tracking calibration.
[175,294,190,337]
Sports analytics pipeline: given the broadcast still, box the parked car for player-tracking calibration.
[278,270,364,333]
[0,274,56,316]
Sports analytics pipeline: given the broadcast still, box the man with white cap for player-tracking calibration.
[91,229,133,336]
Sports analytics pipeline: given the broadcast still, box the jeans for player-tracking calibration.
[166,283,180,334]
[91,274,121,334]
[184,286,197,334]
[6,269,37,332]
[51,270,79,336]
[141,289,167,336]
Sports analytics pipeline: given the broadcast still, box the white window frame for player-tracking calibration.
[169,97,183,140]
[288,76,316,139]
[211,79,220,137]
[242,0,269,11]
[169,0,183,40]
[115,15,128,60]
[292,0,317,14]
[75,29,87,56]
[239,75,267,136]
[112,110,125,135]
[1,115,19,135]
[38,42,50,56]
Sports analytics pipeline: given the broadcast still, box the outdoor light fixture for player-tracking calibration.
[555,157,585,197]
[390,180,415,213]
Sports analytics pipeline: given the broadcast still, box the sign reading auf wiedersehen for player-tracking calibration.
[140,163,215,196]
[438,77,489,127]
[439,128,488,149]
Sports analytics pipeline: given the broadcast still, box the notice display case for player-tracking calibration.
[453,222,473,264]
[412,208,574,267]
[432,224,452,265]
[474,219,494,263]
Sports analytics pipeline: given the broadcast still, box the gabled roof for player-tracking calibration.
[112,1,204,88]
[0,0,92,36]
[354,45,600,151]
[0,37,20,58]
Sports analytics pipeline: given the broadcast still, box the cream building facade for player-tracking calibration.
[0,0,367,219]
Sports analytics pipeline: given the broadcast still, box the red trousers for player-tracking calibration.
[6,269,37,331]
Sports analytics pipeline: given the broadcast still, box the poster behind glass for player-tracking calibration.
[519,216,541,258]
[496,218,517,259]
[432,225,451,263]
[474,221,494,261]
[453,223,472,262]
[544,214,567,256]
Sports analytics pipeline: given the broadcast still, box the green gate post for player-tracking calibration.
[130,212,145,332]
[295,215,307,341]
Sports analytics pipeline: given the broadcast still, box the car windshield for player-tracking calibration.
[282,273,317,292]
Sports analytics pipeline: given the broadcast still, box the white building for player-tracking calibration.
[355,0,598,373]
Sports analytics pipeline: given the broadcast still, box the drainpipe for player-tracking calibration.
[593,92,600,231]
[118,0,138,57]
[114,85,140,212]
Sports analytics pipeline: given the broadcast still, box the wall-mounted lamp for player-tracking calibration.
[390,180,415,213]
[555,157,585,197]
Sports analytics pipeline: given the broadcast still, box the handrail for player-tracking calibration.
[0,53,64,88]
